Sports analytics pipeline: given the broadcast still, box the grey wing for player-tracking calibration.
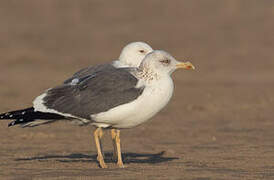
[63,63,115,84]
[43,68,144,120]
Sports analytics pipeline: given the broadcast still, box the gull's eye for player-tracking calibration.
[139,50,145,53]
[160,59,170,65]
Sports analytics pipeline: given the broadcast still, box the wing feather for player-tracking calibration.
[42,68,143,120]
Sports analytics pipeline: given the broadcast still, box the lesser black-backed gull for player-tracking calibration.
[0,50,195,168]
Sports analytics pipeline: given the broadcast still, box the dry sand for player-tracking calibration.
[0,1,274,179]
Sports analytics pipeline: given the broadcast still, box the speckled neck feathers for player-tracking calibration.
[135,64,160,82]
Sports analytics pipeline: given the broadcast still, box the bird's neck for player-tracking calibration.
[133,68,172,87]
[135,65,163,81]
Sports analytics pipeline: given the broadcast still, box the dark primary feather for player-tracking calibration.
[0,107,65,127]
[0,107,34,119]
[43,67,144,120]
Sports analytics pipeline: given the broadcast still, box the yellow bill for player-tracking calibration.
[176,61,195,70]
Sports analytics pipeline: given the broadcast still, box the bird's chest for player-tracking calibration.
[134,81,173,115]
[139,81,174,114]
[115,79,174,127]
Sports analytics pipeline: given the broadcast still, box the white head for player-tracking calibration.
[118,42,153,67]
[139,50,195,78]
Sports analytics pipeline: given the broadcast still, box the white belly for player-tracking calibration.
[91,77,174,128]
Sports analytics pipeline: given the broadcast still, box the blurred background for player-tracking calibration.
[0,1,274,179]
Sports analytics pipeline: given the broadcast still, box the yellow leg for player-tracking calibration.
[115,130,125,168]
[111,129,118,160]
[94,128,107,168]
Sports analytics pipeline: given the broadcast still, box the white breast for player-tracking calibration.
[91,77,174,129]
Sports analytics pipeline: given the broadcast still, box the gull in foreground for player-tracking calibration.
[0,50,194,168]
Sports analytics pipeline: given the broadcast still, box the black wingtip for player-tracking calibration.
[8,121,15,127]
[0,113,10,119]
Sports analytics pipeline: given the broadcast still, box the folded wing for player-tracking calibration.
[37,68,144,120]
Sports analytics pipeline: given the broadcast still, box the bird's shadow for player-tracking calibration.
[15,151,178,164]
